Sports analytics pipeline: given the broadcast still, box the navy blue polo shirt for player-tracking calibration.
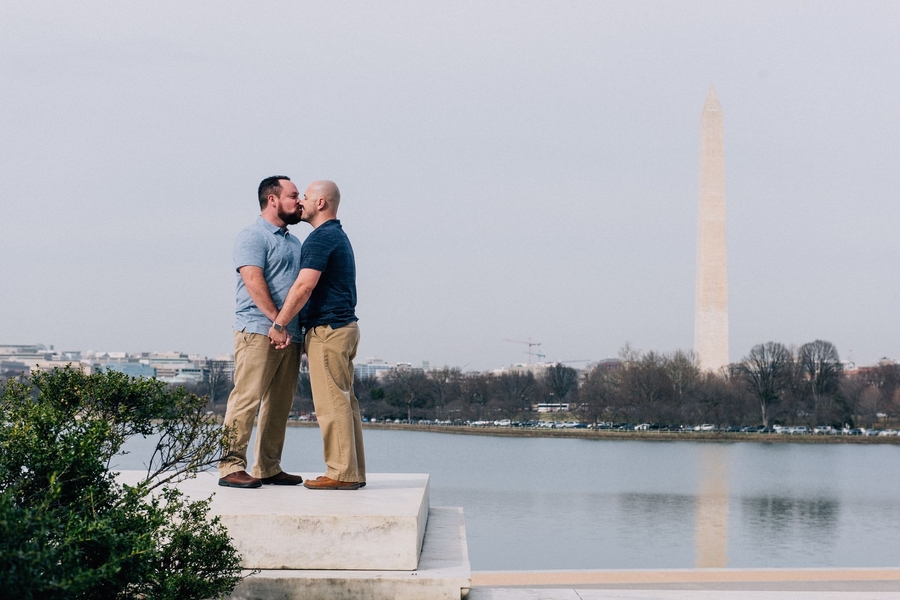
[299,219,358,329]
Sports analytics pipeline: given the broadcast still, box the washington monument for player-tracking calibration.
[694,87,729,372]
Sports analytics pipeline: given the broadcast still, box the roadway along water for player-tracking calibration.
[118,427,900,571]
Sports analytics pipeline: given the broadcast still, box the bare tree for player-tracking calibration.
[737,342,792,426]
[355,376,391,420]
[858,386,883,428]
[296,370,313,399]
[860,363,900,406]
[427,367,462,420]
[385,368,432,422]
[621,352,673,422]
[543,363,579,403]
[664,350,700,412]
[204,359,233,408]
[798,340,843,417]
[579,364,618,424]
[460,372,493,421]
[838,375,867,427]
[689,372,751,426]
[857,362,900,426]
[291,370,314,415]
[493,370,536,417]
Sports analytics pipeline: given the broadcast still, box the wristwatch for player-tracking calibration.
[272,322,285,333]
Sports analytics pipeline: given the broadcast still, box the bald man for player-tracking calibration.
[269,181,365,490]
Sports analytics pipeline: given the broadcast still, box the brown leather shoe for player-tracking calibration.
[260,471,304,485]
[302,475,360,490]
[218,470,262,488]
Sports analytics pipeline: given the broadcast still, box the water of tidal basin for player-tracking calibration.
[118,428,900,571]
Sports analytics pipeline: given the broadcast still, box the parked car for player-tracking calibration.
[813,425,837,435]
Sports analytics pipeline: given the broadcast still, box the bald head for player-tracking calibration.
[309,180,340,210]
[300,180,342,227]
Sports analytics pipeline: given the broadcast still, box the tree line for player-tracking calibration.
[289,341,900,429]
[183,339,900,429]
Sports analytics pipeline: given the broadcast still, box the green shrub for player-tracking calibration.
[0,367,243,599]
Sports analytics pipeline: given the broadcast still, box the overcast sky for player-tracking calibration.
[1,2,898,371]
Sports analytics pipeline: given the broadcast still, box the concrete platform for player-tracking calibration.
[116,471,429,570]
[229,507,471,600]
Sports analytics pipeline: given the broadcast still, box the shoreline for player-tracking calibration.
[286,421,900,444]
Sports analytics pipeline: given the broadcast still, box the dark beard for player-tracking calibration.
[278,209,302,225]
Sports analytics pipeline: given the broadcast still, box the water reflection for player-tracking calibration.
[695,446,729,568]
[618,492,695,538]
[741,494,840,559]
[744,496,840,533]
[117,429,900,570]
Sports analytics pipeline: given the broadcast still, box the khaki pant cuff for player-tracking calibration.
[328,471,360,483]
[219,464,247,478]
[255,467,283,479]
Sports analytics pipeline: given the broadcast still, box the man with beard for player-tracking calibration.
[218,176,305,488]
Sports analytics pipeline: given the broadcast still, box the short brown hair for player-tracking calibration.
[258,176,290,209]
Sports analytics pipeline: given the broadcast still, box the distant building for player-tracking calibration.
[0,344,87,374]
[493,362,553,377]
[0,344,232,386]
[200,355,236,384]
[354,357,393,380]
[0,360,29,377]
[100,362,156,379]
[594,358,623,372]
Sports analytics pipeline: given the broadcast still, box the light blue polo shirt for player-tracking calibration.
[233,216,303,340]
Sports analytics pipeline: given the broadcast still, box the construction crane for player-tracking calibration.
[503,338,544,363]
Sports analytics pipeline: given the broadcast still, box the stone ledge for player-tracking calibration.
[230,507,471,600]
[116,471,429,570]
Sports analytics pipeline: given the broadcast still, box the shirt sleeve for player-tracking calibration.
[233,228,268,272]
[299,229,332,271]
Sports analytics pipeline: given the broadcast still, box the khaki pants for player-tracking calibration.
[306,322,365,483]
[219,330,301,479]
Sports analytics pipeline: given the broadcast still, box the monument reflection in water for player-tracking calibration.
[695,446,729,568]
[118,428,900,571]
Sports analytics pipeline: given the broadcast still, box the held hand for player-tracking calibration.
[268,326,291,349]
[276,332,292,349]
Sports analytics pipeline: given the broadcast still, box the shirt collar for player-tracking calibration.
[257,215,290,237]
